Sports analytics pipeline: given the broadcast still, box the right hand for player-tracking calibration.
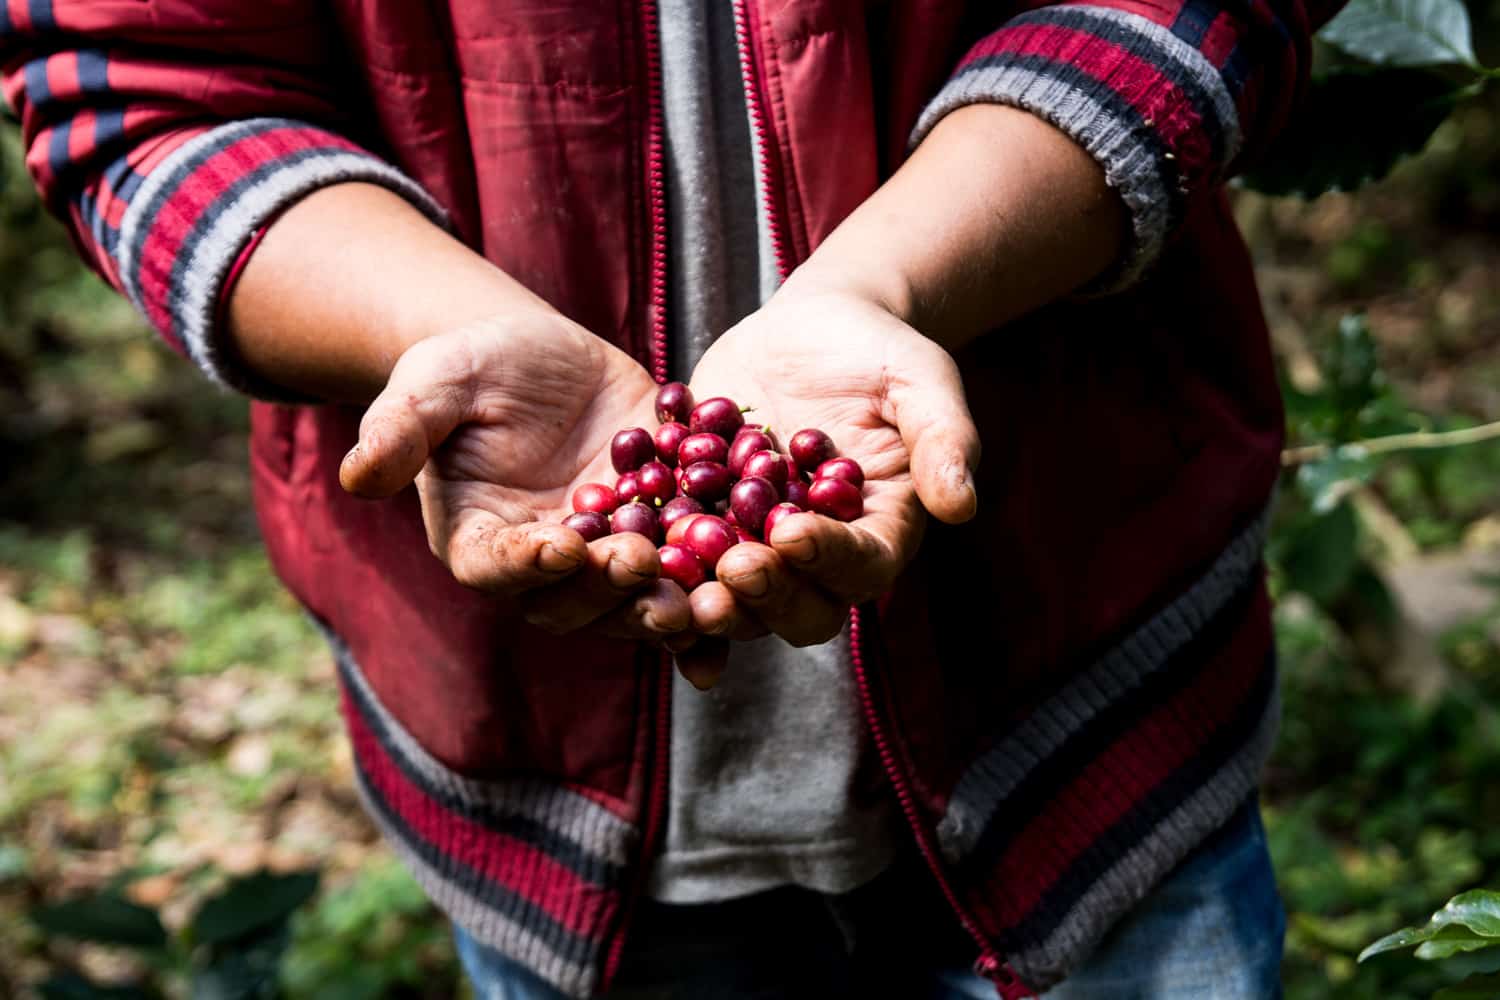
[338,315,692,641]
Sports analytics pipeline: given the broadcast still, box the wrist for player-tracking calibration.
[778,256,918,327]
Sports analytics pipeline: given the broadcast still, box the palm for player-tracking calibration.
[414,327,659,531]
[691,298,920,506]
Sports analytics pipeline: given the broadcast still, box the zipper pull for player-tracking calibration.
[973,953,1034,999]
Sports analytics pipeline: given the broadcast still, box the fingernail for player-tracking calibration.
[537,542,581,574]
[642,611,675,634]
[779,531,818,564]
[723,568,769,598]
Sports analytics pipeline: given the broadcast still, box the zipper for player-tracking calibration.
[602,0,674,986]
[730,2,1030,994]
[849,609,1033,999]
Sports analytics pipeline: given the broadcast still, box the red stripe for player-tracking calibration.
[131,125,355,337]
[1200,11,1240,65]
[340,691,614,941]
[46,50,77,104]
[7,0,31,31]
[979,589,1270,930]
[962,22,1215,175]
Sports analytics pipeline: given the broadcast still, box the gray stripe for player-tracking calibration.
[911,62,1171,288]
[351,769,601,1000]
[938,507,1271,862]
[330,631,635,868]
[1018,4,1243,164]
[168,148,443,393]
[1009,686,1280,991]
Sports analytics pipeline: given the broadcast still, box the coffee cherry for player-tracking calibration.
[637,461,675,506]
[563,510,611,542]
[679,432,730,468]
[572,483,618,515]
[611,427,656,474]
[658,544,706,591]
[789,428,835,474]
[689,397,745,440]
[741,450,788,491]
[785,480,811,509]
[728,429,774,477]
[815,457,865,489]
[730,477,779,537]
[611,501,660,542]
[808,478,863,522]
[762,502,804,542]
[665,512,705,547]
[615,471,644,505]
[684,515,737,566]
[656,382,695,425]
[680,461,731,502]
[659,496,705,535]
[655,422,690,466]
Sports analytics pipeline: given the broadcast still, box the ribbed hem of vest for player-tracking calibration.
[326,632,637,999]
[934,506,1278,991]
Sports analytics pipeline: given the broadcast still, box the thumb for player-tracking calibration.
[339,339,474,498]
[888,352,981,525]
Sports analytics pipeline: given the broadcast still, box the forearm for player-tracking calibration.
[785,103,1127,350]
[227,183,557,403]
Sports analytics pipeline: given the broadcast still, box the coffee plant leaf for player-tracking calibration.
[1319,0,1478,68]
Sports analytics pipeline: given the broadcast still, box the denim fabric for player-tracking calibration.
[455,798,1284,1000]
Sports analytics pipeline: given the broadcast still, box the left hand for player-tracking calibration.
[679,284,981,683]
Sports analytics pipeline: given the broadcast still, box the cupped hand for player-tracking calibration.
[684,286,981,678]
[338,315,691,641]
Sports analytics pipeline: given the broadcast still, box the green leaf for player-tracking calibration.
[1438,972,1500,999]
[32,896,168,951]
[1361,890,1500,961]
[1297,450,1376,513]
[191,870,318,947]
[1278,502,1361,603]
[1318,0,1478,67]
[1239,68,1466,197]
[191,924,292,1000]
[1417,935,1500,959]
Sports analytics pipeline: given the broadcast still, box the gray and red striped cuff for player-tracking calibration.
[112,117,446,399]
[911,4,1244,292]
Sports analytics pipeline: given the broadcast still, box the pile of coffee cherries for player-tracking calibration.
[561,382,865,592]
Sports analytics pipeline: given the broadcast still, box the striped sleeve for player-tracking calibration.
[1,3,445,398]
[912,0,1322,290]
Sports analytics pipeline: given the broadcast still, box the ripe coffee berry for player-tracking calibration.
[655,422,690,466]
[611,428,656,474]
[659,496,704,534]
[665,512,704,547]
[611,501,660,542]
[815,457,865,489]
[680,461,731,502]
[729,477,779,537]
[572,483,618,515]
[656,382,695,425]
[563,510,611,542]
[658,544,707,591]
[684,515,737,566]
[728,429,774,477]
[690,397,745,440]
[785,480,810,509]
[807,478,863,522]
[762,502,804,542]
[679,432,730,468]
[789,428,836,474]
[741,450,788,491]
[615,471,644,505]
[637,461,676,506]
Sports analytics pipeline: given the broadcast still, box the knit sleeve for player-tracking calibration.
[1,4,444,398]
[911,0,1336,290]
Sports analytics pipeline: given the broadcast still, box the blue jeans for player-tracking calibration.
[455,798,1284,999]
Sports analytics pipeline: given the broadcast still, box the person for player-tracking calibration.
[2,0,1335,996]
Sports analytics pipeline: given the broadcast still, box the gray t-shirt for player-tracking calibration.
[645,0,901,903]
